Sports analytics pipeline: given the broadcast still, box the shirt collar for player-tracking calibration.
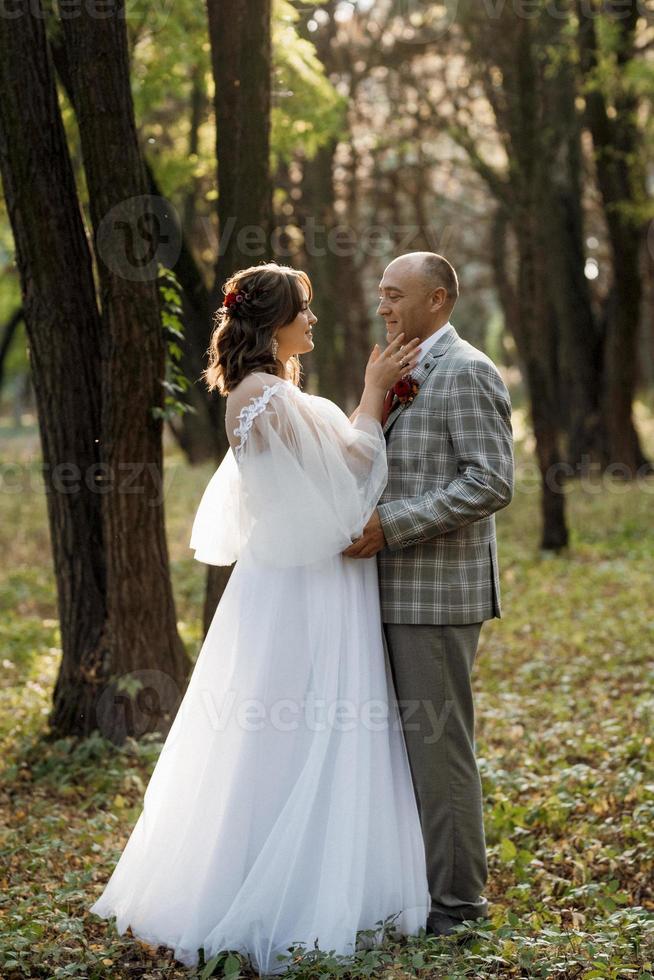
[416,321,452,365]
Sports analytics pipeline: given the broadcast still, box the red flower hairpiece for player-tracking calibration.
[223,289,250,310]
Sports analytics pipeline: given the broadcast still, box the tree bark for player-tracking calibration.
[493,204,569,552]
[207,0,273,306]
[0,8,110,734]
[515,219,570,551]
[143,160,226,465]
[60,0,190,741]
[204,0,273,631]
[183,63,205,239]
[50,29,223,468]
[537,39,607,470]
[299,139,347,403]
[576,0,651,474]
[295,11,370,409]
[459,10,570,549]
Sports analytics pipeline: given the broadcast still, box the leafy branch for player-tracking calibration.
[151,264,198,424]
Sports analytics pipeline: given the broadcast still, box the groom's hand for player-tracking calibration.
[343,510,386,558]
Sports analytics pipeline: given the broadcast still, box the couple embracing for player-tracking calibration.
[91,252,515,975]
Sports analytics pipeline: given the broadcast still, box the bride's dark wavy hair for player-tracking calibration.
[203,262,313,395]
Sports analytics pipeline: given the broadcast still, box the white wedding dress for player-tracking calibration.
[90,373,430,975]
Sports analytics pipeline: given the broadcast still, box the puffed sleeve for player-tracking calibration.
[189,374,387,568]
[188,446,242,566]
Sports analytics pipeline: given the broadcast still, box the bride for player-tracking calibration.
[90,261,430,975]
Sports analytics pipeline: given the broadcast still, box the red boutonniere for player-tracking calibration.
[393,374,420,406]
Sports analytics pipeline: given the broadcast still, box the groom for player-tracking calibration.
[344,252,514,936]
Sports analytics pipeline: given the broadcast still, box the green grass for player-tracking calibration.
[1,417,653,979]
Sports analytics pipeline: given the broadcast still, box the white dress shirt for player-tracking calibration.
[415,321,452,366]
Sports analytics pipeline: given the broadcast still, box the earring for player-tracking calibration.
[271,337,279,359]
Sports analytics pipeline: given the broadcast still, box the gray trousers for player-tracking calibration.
[384,622,489,922]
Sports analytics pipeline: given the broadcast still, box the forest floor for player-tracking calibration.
[1,401,653,979]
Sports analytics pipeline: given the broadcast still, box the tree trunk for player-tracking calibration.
[576,0,651,474]
[339,78,373,412]
[162,65,225,465]
[537,42,607,470]
[51,29,224,470]
[0,8,110,735]
[296,17,369,409]
[512,210,569,551]
[207,0,273,306]
[299,139,347,403]
[183,63,205,239]
[60,1,190,741]
[143,161,226,465]
[204,0,273,631]
[466,11,569,550]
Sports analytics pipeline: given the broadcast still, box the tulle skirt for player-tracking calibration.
[90,552,430,975]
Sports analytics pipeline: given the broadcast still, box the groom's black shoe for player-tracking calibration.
[425,912,473,938]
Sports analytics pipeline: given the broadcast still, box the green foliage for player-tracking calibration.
[122,0,344,207]
[0,318,29,416]
[127,0,214,201]
[0,197,23,385]
[151,265,198,424]
[576,7,652,214]
[1,410,654,976]
[0,0,345,309]
[592,14,633,108]
[272,0,347,165]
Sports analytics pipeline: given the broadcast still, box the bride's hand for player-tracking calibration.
[364,334,421,391]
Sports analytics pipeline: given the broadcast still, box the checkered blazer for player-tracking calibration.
[377,325,514,625]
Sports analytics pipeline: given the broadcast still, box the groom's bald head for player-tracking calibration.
[418,252,459,300]
[388,252,458,300]
[378,252,459,344]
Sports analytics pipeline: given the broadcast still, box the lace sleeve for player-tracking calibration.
[228,380,286,462]
[190,372,388,568]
